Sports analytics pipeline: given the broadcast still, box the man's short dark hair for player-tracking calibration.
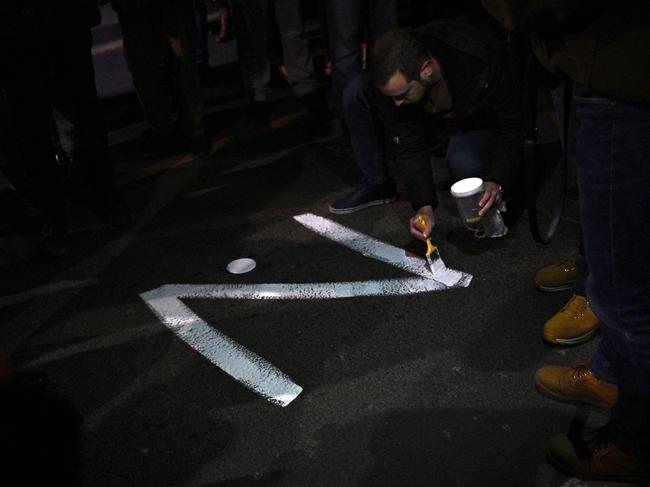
[371,27,430,87]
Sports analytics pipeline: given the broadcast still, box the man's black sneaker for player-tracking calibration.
[329,180,398,214]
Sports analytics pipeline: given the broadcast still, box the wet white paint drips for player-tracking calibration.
[141,289,302,406]
[140,214,473,407]
[293,213,472,288]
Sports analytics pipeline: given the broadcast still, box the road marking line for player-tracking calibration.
[140,215,473,407]
[294,213,472,287]
[140,288,304,407]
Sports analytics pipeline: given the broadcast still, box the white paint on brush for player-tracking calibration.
[139,214,473,407]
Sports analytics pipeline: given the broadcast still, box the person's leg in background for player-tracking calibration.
[327,0,397,115]
[545,88,650,479]
[50,23,120,222]
[327,0,398,214]
[536,247,600,346]
[551,81,579,191]
[318,0,332,77]
[3,74,66,256]
[194,0,211,80]
[367,0,398,52]
[230,0,272,121]
[161,0,206,152]
[534,252,618,413]
[532,82,613,427]
[533,81,599,346]
[0,10,67,257]
[118,6,178,157]
[272,0,330,121]
[326,0,364,117]
[273,0,317,99]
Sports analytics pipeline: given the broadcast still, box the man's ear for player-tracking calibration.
[420,59,434,82]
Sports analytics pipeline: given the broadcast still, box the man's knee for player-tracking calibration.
[447,130,494,181]
[447,150,485,181]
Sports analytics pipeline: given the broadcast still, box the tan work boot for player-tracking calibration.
[547,427,650,481]
[543,294,599,345]
[534,255,577,292]
[535,363,618,410]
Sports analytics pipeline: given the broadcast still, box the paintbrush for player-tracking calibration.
[417,215,446,275]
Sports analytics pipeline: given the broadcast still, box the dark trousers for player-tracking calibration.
[551,82,588,296]
[326,0,397,111]
[326,1,396,186]
[340,74,388,185]
[194,0,209,65]
[573,87,650,460]
[446,126,496,182]
[0,13,111,232]
[119,0,205,138]
[231,0,317,101]
[572,253,588,296]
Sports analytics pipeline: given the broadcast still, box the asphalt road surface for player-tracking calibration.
[0,7,637,487]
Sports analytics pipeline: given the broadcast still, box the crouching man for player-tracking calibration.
[371,22,524,241]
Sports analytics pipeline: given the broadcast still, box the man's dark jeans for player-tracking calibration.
[574,87,650,460]
[447,126,496,183]
[327,1,396,186]
[340,74,388,186]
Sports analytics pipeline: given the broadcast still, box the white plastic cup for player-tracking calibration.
[450,177,508,238]
[450,177,484,232]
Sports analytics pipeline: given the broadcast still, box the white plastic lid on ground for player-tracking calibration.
[226,258,256,274]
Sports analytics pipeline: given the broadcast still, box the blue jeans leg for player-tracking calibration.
[194,0,209,65]
[326,0,397,115]
[341,74,387,186]
[574,87,650,459]
[447,127,496,182]
[327,1,396,187]
[590,331,615,383]
[572,252,588,296]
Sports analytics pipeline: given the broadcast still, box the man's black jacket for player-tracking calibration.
[378,20,524,211]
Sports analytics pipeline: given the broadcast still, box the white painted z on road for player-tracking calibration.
[140,213,472,407]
